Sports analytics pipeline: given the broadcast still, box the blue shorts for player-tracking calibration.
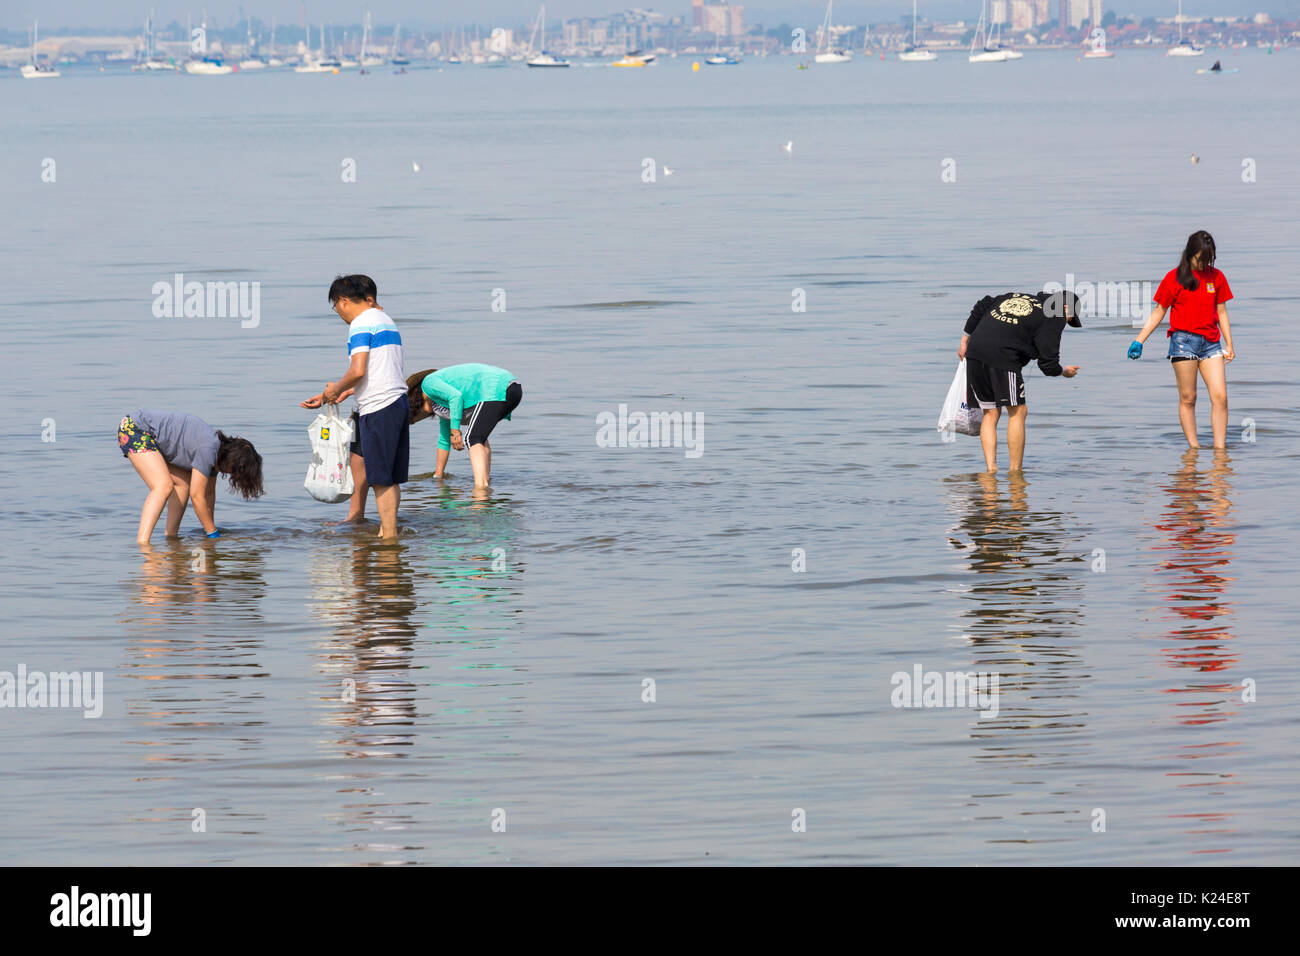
[1168,330,1224,362]
[357,395,410,487]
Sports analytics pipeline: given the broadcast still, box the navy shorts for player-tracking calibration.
[357,395,410,486]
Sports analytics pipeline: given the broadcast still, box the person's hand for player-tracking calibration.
[321,382,339,405]
[301,393,324,409]
[1223,345,1235,363]
[1063,366,1080,378]
[1127,340,1143,360]
[449,430,465,451]
[958,336,968,360]
[205,529,221,539]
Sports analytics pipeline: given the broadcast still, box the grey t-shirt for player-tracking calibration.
[134,410,221,476]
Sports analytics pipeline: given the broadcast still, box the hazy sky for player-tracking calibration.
[9,1,1295,32]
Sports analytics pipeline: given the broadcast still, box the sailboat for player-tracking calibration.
[526,6,570,67]
[267,20,284,67]
[390,22,410,65]
[704,32,740,64]
[987,18,1023,57]
[1167,0,1205,56]
[968,2,1008,62]
[294,23,338,72]
[359,12,384,66]
[898,0,937,60]
[239,18,268,69]
[132,11,175,71]
[20,19,61,78]
[814,0,852,63]
[183,11,234,73]
[1083,26,1115,57]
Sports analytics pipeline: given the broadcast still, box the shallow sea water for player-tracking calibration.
[1,50,1297,864]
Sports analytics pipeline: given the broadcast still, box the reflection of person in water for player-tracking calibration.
[1153,449,1237,696]
[943,473,1090,788]
[312,541,420,754]
[945,472,1086,669]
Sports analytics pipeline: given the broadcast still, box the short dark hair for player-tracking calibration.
[328,274,378,304]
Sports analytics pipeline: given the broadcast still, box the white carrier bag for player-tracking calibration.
[937,360,984,437]
[304,405,355,503]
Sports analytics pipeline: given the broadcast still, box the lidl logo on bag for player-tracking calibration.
[321,427,330,440]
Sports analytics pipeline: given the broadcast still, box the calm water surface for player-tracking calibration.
[2,51,1298,864]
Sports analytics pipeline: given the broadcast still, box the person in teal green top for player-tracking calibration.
[412,364,522,488]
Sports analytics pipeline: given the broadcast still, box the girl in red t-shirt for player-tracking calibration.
[1128,230,1236,449]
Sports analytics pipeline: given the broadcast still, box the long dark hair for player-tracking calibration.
[216,432,265,499]
[1176,230,1216,290]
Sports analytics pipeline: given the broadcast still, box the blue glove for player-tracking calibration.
[206,530,221,539]
[1127,340,1143,360]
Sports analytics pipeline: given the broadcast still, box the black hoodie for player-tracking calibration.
[963,292,1067,377]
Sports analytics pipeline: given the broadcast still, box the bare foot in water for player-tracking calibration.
[324,515,370,527]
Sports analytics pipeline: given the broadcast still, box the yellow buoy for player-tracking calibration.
[692,61,700,71]
[332,67,339,74]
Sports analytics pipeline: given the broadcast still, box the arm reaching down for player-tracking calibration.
[1034,316,1066,377]
[190,470,217,535]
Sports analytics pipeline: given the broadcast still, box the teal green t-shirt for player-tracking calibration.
[420,364,516,450]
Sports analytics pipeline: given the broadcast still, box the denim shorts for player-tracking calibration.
[1168,330,1224,362]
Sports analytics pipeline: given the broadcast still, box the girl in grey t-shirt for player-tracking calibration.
[118,410,264,544]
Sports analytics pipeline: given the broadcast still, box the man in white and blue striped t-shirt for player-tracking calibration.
[303,275,409,539]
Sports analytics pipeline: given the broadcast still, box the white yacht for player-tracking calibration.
[969,3,1008,62]
[20,20,60,78]
[898,0,937,60]
[525,7,571,67]
[1083,27,1115,58]
[814,1,853,63]
[1167,0,1205,56]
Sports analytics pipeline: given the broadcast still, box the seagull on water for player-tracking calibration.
[1189,154,1199,165]
[783,140,793,153]
[663,166,675,176]
[412,161,421,172]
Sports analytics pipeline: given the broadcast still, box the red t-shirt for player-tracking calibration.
[1154,267,1232,342]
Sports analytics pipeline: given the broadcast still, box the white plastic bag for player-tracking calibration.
[304,406,355,503]
[937,360,983,437]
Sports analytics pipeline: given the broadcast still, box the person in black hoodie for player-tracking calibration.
[957,290,1081,473]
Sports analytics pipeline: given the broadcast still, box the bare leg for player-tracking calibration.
[1199,356,1228,449]
[1173,359,1201,448]
[345,451,369,521]
[979,408,1000,473]
[467,443,491,488]
[164,463,192,537]
[128,450,175,545]
[1006,404,1027,472]
[373,483,400,538]
[482,440,491,485]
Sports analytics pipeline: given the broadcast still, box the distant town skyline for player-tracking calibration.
[7,0,1299,32]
